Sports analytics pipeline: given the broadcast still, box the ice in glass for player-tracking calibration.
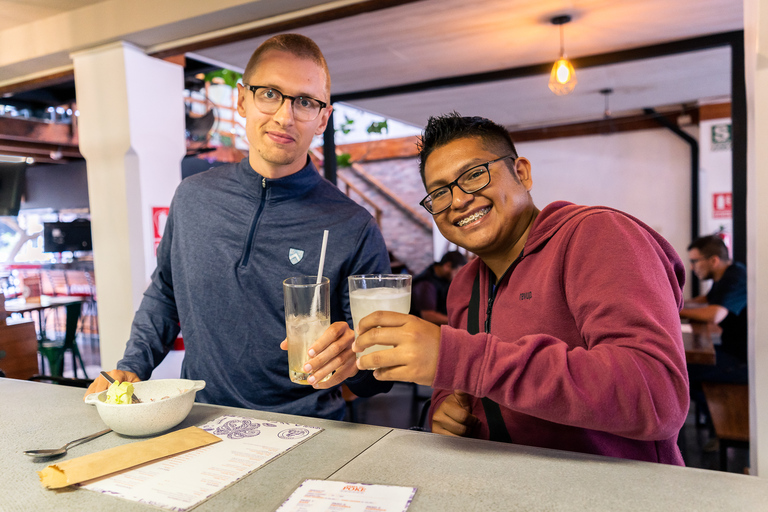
[283,276,331,385]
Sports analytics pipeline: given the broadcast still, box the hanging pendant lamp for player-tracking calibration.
[548,15,577,96]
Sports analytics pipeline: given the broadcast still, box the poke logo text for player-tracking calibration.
[342,485,366,493]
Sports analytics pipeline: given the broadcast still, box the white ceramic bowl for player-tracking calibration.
[85,379,205,436]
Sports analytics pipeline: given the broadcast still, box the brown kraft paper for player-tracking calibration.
[38,426,221,489]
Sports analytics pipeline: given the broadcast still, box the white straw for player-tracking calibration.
[311,230,329,316]
[316,230,329,284]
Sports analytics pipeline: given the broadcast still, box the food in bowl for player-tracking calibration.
[85,379,206,436]
[105,381,135,404]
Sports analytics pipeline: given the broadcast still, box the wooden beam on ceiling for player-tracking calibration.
[508,108,700,143]
[0,70,74,98]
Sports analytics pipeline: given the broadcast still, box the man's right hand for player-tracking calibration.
[83,369,140,400]
[431,390,480,437]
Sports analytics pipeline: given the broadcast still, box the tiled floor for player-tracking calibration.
[59,337,750,474]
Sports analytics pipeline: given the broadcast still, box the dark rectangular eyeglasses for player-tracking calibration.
[243,84,327,122]
[419,155,515,215]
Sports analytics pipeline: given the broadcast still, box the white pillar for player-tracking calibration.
[72,41,184,369]
[745,0,768,476]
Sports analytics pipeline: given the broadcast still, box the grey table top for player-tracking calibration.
[3,378,768,511]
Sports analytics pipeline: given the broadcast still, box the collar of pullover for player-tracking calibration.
[237,156,322,203]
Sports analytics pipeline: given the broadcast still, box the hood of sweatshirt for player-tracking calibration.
[522,200,685,291]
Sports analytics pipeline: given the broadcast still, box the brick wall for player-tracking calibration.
[338,158,435,276]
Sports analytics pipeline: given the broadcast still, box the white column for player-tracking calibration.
[745,0,768,476]
[72,41,184,369]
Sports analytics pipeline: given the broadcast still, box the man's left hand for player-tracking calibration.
[352,312,441,386]
[279,321,358,388]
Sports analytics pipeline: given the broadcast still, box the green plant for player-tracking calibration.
[339,116,355,135]
[203,69,243,89]
[336,153,352,167]
[366,120,388,134]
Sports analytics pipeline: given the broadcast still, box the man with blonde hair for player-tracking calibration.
[87,34,392,418]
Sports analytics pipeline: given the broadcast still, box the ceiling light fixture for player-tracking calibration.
[600,88,613,118]
[548,15,577,96]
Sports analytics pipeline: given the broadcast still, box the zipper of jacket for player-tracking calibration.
[240,177,268,268]
[484,253,525,333]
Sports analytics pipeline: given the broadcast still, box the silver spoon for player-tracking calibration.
[24,428,112,458]
[100,371,143,403]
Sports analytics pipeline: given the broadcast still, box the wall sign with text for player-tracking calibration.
[712,192,732,219]
[711,123,732,151]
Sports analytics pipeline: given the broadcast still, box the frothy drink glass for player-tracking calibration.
[348,274,412,357]
[283,276,331,385]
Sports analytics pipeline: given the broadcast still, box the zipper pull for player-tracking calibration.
[484,295,494,332]
[262,177,266,188]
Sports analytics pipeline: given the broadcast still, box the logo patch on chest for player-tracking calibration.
[288,248,304,265]
[519,291,533,300]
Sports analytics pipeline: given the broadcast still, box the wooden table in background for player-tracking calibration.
[4,296,83,342]
[682,320,717,366]
[4,296,84,376]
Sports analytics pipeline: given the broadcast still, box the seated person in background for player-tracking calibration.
[84,34,392,419]
[680,235,747,394]
[410,251,467,325]
[388,251,410,275]
[353,113,689,465]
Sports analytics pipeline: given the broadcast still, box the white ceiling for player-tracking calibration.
[0,0,744,130]
[193,0,743,128]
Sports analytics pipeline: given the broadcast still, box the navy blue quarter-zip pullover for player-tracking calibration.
[118,157,392,419]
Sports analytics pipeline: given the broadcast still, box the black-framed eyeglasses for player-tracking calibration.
[419,155,515,215]
[242,84,327,122]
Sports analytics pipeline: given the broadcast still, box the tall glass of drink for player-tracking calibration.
[348,274,412,357]
[283,276,331,385]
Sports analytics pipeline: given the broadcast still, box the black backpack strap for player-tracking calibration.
[467,273,512,443]
[466,273,481,334]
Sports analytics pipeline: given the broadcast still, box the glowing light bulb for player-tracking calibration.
[548,57,577,96]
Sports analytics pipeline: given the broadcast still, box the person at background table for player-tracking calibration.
[410,250,467,325]
[353,113,689,465]
[680,235,747,402]
[85,34,392,418]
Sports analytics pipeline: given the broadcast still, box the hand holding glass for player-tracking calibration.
[283,276,331,385]
[349,274,412,357]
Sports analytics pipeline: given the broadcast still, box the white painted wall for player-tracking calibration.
[516,128,694,294]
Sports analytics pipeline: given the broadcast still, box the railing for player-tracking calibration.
[309,148,383,227]
[324,148,432,233]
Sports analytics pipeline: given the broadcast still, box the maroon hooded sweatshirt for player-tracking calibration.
[431,201,689,465]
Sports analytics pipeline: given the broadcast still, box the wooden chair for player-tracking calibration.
[0,318,39,380]
[702,382,749,472]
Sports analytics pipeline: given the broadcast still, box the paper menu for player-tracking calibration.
[277,480,417,512]
[81,415,323,511]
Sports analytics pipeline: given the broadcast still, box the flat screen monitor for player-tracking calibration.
[43,220,93,253]
[0,161,27,216]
